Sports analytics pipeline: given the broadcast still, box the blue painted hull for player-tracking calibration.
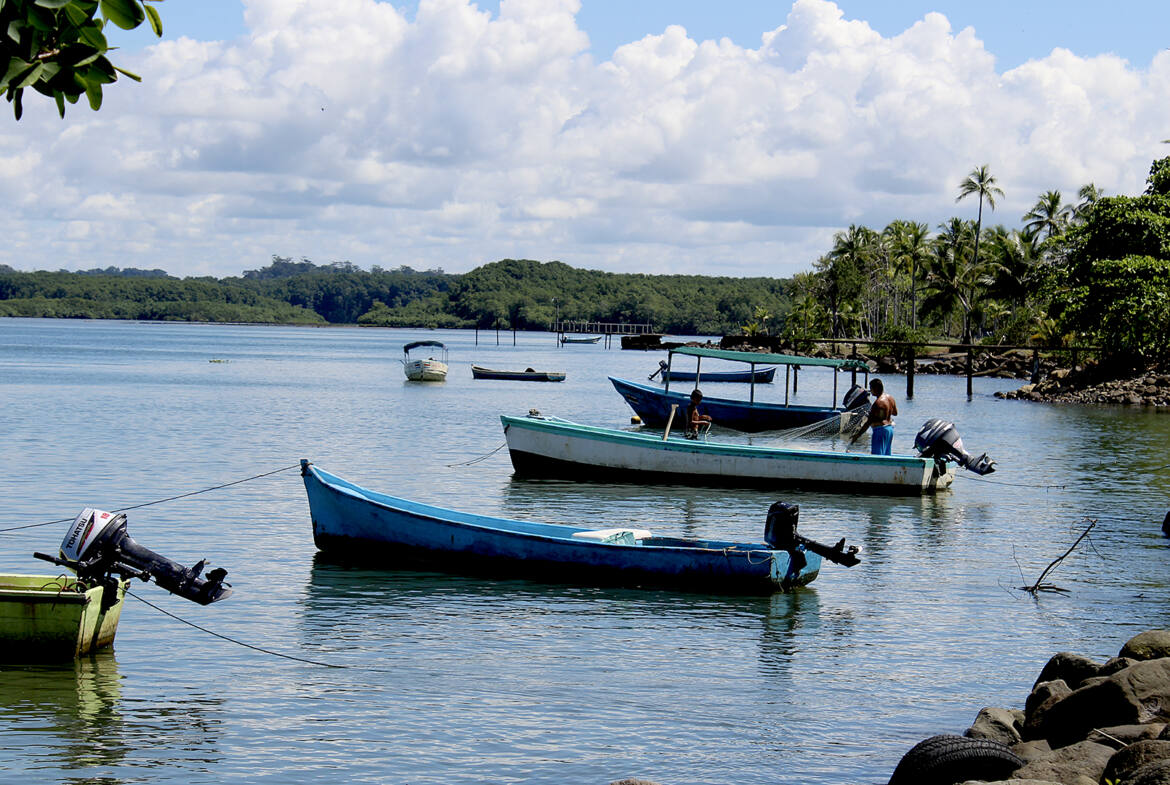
[610,377,848,432]
[300,461,821,593]
[659,367,777,383]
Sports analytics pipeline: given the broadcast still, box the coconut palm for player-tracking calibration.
[884,220,931,329]
[1071,183,1104,222]
[1023,190,1072,239]
[816,225,877,337]
[955,165,1005,298]
[922,218,985,343]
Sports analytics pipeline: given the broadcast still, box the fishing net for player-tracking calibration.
[770,404,871,444]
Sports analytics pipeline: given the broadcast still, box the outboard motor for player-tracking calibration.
[914,419,997,475]
[842,384,870,411]
[35,508,232,607]
[764,502,861,568]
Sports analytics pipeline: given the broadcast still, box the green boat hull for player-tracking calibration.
[0,574,128,662]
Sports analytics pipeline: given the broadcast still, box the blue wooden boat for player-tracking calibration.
[649,361,776,384]
[502,414,956,495]
[615,346,871,432]
[472,365,566,382]
[300,460,859,593]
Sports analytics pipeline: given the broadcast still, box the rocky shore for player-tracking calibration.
[993,367,1170,408]
[887,629,1170,785]
[606,631,1170,785]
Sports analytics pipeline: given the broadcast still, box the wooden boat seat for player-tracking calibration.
[571,528,654,545]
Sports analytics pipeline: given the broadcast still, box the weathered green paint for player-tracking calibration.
[0,574,128,661]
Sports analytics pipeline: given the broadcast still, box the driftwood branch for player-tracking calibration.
[1019,519,1097,594]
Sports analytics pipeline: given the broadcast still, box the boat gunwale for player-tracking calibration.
[609,376,853,415]
[501,414,935,469]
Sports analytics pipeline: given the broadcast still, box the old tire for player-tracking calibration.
[887,734,1023,785]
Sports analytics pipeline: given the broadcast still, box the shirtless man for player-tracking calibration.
[850,378,897,455]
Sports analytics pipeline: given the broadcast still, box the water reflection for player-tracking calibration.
[0,651,227,782]
[0,653,125,772]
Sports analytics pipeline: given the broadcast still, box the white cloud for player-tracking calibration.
[1,0,1167,277]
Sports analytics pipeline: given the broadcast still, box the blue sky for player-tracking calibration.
[118,0,1170,70]
[6,0,1169,279]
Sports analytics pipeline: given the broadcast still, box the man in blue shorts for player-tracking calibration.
[850,378,898,455]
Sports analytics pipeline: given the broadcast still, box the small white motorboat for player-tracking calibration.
[402,340,448,381]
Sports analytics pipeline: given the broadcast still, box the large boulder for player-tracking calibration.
[965,707,1025,745]
[1023,680,1072,740]
[1119,758,1170,785]
[1034,659,1170,747]
[1010,739,1113,784]
[1032,652,1101,690]
[1122,632,1170,661]
[1104,740,1170,784]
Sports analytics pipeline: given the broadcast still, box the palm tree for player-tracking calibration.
[1072,183,1104,222]
[923,218,984,343]
[1023,190,1072,239]
[816,225,876,337]
[955,165,1005,301]
[884,220,931,329]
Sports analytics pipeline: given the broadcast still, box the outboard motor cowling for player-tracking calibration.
[842,384,870,411]
[914,419,997,475]
[764,502,861,567]
[35,508,232,606]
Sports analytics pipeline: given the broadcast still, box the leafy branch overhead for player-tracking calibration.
[1,0,162,120]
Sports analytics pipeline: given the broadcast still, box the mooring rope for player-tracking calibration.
[128,590,344,669]
[954,474,1066,490]
[0,463,302,534]
[446,442,507,467]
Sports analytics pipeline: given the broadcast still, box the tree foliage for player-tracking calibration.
[2,0,162,120]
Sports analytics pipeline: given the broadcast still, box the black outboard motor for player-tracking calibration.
[764,502,861,568]
[35,508,232,607]
[842,383,870,411]
[914,419,997,475]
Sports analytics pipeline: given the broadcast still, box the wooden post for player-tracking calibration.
[851,343,858,386]
[906,343,915,400]
[784,365,790,407]
[793,365,799,394]
[663,404,678,441]
[1031,349,1040,384]
[966,347,974,400]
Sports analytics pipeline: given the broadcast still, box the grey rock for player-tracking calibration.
[1011,739,1113,784]
[966,707,1025,745]
[1120,758,1170,785]
[1091,723,1169,748]
[1121,632,1170,661]
[1033,652,1102,691]
[1104,740,1170,784]
[1037,659,1170,748]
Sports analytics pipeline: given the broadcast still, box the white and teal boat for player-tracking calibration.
[501,413,961,495]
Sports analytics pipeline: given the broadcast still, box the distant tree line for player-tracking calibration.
[1,156,1166,367]
[0,256,791,334]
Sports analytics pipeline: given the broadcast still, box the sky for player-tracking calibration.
[2,0,1168,279]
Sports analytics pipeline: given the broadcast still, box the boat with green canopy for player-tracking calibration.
[610,346,872,432]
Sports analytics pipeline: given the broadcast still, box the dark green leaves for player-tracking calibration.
[98,0,143,30]
[2,0,162,119]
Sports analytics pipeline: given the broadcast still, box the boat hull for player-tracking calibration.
[404,358,448,381]
[301,462,821,593]
[502,415,952,495]
[472,366,565,382]
[0,574,128,662]
[659,367,776,383]
[611,377,849,432]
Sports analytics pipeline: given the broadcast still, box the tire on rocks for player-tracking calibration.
[887,734,1024,785]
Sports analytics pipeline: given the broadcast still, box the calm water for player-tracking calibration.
[1,317,1168,785]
